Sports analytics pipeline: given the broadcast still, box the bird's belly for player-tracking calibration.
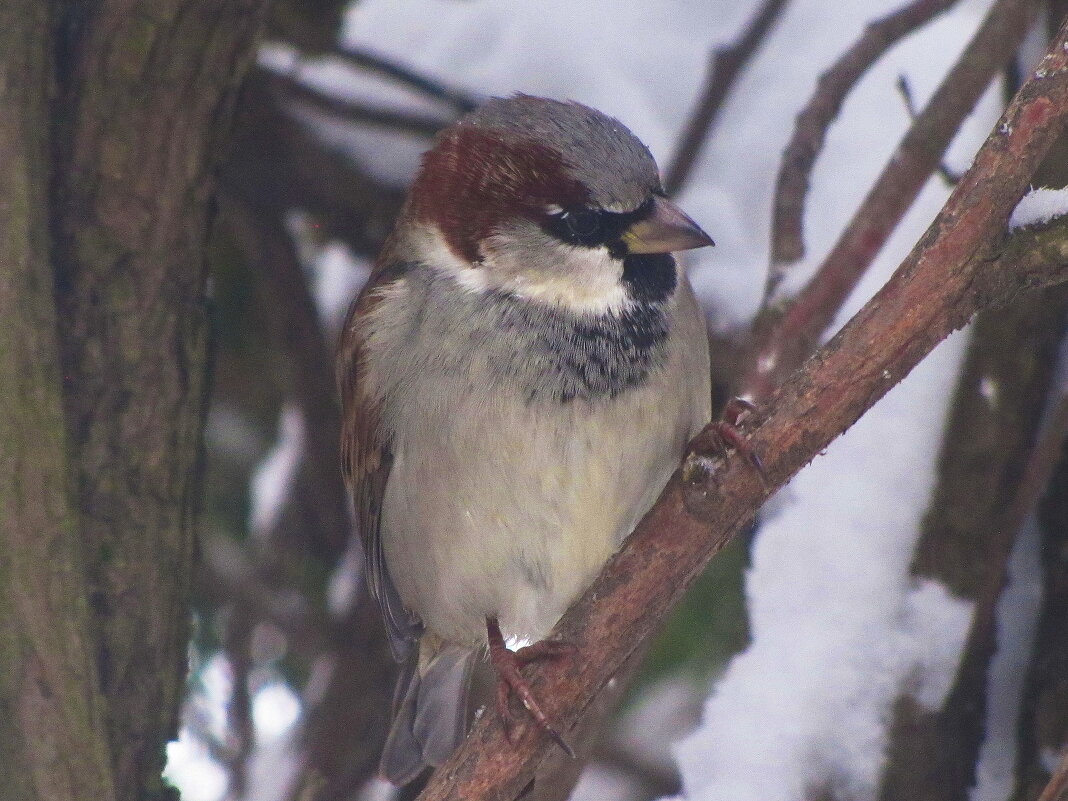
[380,381,690,648]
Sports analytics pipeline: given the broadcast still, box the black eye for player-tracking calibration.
[564,209,601,238]
[545,207,608,247]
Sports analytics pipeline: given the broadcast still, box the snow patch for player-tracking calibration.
[669,328,971,801]
[901,580,973,711]
[249,405,304,537]
[1009,187,1068,230]
[972,516,1043,801]
[312,242,372,332]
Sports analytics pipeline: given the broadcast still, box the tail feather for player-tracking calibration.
[380,644,475,785]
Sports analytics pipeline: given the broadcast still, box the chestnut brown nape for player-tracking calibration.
[409,126,590,264]
[409,94,663,264]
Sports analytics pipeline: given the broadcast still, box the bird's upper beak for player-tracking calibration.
[621,196,715,254]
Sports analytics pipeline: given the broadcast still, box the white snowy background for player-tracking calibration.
[166,1,1056,799]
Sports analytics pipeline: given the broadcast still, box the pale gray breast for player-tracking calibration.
[364,265,710,643]
[368,264,674,408]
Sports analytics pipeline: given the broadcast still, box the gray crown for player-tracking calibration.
[465,94,661,212]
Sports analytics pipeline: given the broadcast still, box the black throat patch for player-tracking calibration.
[492,291,672,403]
[402,264,676,405]
[621,253,677,304]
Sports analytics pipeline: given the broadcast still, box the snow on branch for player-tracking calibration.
[1011,186,1068,230]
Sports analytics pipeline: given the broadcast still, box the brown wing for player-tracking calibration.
[337,262,421,661]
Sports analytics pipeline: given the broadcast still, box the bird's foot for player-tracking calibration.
[486,618,576,758]
[685,397,768,488]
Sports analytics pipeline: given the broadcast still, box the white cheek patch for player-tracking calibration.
[411,225,490,294]
[413,224,634,315]
[482,235,633,315]
[494,246,631,314]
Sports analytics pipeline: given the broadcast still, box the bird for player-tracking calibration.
[336,93,714,784]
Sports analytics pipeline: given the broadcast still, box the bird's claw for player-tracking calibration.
[686,397,768,489]
[487,619,576,758]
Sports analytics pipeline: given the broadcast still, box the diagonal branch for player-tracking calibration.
[262,67,453,138]
[769,0,960,274]
[331,46,480,114]
[664,0,791,196]
[415,20,1068,801]
[746,0,1041,402]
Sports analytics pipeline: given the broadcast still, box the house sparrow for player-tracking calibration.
[337,94,713,784]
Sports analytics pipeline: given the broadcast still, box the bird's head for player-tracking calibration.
[401,94,713,314]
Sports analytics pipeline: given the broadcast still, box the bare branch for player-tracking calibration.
[769,0,959,273]
[415,21,1068,801]
[896,74,963,185]
[747,0,1041,401]
[1037,746,1068,801]
[332,46,481,114]
[263,67,453,138]
[222,605,255,800]
[663,0,791,196]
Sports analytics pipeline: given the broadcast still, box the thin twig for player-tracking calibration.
[223,603,255,800]
[769,0,959,274]
[746,0,1041,402]
[415,23,1068,800]
[333,46,481,114]
[663,0,791,196]
[896,74,963,185]
[263,67,452,138]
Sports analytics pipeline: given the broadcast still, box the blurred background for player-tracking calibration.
[163,1,1068,800]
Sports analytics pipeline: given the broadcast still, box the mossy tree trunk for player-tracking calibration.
[0,2,268,800]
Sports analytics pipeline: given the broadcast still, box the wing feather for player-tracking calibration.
[337,263,421,661]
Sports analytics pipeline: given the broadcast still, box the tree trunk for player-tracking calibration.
[0,2,268,800]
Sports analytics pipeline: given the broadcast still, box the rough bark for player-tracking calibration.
[0,2,268,800]
[48,4,270,793]
[0,4,115,800]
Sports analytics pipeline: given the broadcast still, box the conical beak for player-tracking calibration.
[621,196,715,254]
